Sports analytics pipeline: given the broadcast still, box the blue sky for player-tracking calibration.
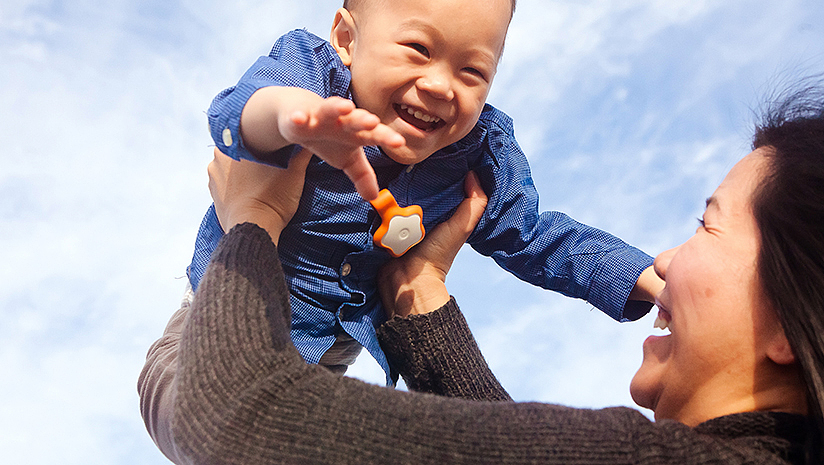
[1,1,823,463]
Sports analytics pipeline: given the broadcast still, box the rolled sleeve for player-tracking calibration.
[587,246,654,321]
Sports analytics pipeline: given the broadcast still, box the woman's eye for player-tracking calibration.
[407,43,429,58]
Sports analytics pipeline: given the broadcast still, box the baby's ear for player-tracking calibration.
[330,8,356,66]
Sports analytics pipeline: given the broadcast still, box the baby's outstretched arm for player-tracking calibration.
[240,86,405,200]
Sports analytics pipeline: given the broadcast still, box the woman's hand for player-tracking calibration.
[208,147,313,245]
[378,172,488,318]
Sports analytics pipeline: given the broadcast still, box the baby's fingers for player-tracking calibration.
[356,123,405,149]
[340,149,379,201]
[315,101,405,148]
[339,108,405,148]
[336,106,382,132]
[315,97,358,124]
[288,97,356,131]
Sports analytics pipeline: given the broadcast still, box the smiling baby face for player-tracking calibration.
[331,0,512,165]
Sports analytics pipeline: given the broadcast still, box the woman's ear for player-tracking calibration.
[766,328,797,366]
[330,8,356,67]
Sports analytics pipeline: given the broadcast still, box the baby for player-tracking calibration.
[189,0,660,384]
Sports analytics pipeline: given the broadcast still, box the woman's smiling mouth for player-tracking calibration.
[653,302,672,333]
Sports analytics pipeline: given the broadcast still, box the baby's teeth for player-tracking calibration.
[654,315,669,331]
[400,104,438,123]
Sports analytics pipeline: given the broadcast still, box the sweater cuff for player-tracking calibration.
[377,298,511,401]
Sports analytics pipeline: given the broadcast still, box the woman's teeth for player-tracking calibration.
[654,315,670,332]
[400,104,440,124]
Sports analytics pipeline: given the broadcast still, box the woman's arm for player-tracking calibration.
[143,150,796,464]
[174,221,635,464]
[378,298,512,401]
[137,148,312,463]
[173,221,782,465]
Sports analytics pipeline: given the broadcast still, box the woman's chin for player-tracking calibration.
[629,335,672,412]
[629,372,658,412]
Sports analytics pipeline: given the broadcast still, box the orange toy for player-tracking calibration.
[369,189,425,257]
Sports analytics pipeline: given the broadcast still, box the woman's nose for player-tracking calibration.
[653,246,677,281]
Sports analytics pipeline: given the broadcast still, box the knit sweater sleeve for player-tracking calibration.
[169,222,801,464]
[377,299,512,401]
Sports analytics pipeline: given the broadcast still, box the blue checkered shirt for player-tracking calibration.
[189,29,653,384]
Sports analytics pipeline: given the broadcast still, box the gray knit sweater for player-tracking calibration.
[144,223,809,464]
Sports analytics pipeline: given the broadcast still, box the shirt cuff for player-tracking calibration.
[588,246,654,322]
[209,80,302,168]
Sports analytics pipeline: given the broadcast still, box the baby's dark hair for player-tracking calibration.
[343,0,517,20]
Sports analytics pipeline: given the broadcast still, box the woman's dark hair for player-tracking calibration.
[752,77,824,464]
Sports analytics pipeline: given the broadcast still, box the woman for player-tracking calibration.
[139,83,824,464]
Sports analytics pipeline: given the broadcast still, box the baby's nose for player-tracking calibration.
[417,69,454,100]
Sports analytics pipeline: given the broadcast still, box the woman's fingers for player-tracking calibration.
[377,172,489,318]
[208,148,313,244]
[420,171,488,275]
[207,148,234,229]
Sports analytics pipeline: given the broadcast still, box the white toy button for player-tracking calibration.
[369,189,425,257]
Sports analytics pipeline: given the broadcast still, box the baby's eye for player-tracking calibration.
[463,67,488,82]
[696,217,706,227]
[406,43,430,58]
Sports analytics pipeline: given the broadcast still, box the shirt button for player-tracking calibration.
[341,263,352,277]
[406,164,415,173]
[222,128,233,146]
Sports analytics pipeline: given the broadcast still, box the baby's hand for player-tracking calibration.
[280,96,405,200]
[629,265,665,303]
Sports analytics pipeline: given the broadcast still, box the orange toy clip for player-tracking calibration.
[369,189,425,257]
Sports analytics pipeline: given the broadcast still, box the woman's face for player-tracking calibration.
[630,149,787,426]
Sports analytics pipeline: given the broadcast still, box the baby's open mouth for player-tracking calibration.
[395,104,444,131]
